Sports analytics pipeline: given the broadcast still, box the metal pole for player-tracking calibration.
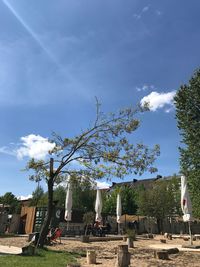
[188,221,193,245]
[118,223,120,235]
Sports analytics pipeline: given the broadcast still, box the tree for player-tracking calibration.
[26,100,160,247]
[174,69,200,217]
[103,186,137,215]
[70,175,96,212]
[137,177,181,233]
[29,185,44,206]
[0,192,21,214]
[53,186,66,208]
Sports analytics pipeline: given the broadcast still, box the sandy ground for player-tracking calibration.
[1,235,200,266]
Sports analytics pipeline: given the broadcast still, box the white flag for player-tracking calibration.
[181,175,192,222]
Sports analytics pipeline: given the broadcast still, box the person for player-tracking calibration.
[48,227,62,244]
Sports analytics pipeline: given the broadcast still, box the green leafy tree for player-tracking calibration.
[29,185,44,206]
[103,186,137,215]
[70,175,96,212]
[174,69,200,217]
[0,192,21,214]
[26,101,160,247]
[137,177,181,233]
[53,186,66,208]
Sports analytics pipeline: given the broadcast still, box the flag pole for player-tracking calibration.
[188,221,193,245]
[118,222,120,235]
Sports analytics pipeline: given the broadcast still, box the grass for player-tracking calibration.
[0,248,80,267]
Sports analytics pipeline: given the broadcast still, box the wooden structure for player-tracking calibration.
[20,206,36,234]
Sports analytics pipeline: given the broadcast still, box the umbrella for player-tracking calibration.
[116,193,122,235]
[64,182,72,222]
[181,175,193,245]
[95,189,102,222]
[181,175,192,222]
[116,193,122,223]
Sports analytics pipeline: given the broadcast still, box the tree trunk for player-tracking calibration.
[157,218,163,234]
[37,158,54,248]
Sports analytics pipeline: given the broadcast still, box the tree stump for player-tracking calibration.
[154,250,169,260]
[115,245,130,267]
[160,239,166,243]
[87,250,96,264]
[127,237,134,248]
[123,236,127,242]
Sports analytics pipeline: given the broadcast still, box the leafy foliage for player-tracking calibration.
[29,185,45,206]
[25,100,160,246]
[0,192,21,214]
[70,175,96,212]
[102,185,138,215]
[174,69,200,217]
[137,177,181,220]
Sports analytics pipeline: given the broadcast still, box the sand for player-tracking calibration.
[1,235,200,266]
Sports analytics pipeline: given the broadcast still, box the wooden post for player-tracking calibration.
[87,250,96,264]
[115,245,130,267]
[127,237,134,248]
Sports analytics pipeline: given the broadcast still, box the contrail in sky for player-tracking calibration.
[2,0,60,67]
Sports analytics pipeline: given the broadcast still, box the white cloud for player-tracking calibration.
[142,6,149,13]
[17,194,32,200]
[136,84,155,92]
[156,10,162,16]
[96,181,111,189]
[16,134,55,160]
[0,146,16,156]
[140,91,176,112]
[133,5,150,20]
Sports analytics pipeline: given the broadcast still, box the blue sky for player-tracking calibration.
[0,0,199,198]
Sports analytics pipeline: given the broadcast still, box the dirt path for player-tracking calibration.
[1,235,200,266]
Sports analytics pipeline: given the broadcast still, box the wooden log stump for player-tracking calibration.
[115,245,130,267]
[160,239,166,243]
[127,237,134,248]
[123,236,127,242]
[87,250,96,264]
[154,250,169,260]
